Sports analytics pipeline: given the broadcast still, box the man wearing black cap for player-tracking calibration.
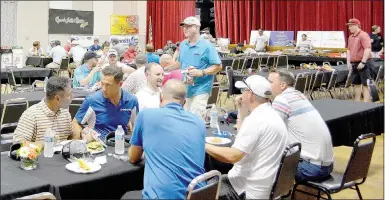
[73,51,102,88]
[346,18,374,102]
[230,43,245,55]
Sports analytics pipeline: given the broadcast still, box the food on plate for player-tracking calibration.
[210,137,222,144]
[78,159,90,171]
[87,141,104,152]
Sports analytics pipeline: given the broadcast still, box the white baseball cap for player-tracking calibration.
[180,16,201,27]
[235,75,272,98]
[107,49,118,56]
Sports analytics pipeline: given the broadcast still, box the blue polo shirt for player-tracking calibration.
[89,45,101,52]
[130,103,206,199]
[75,90,139,139]
[73,64,102,88]
[146,52,160,64]
[178,38,222,98]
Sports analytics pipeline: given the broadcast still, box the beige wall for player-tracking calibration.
[17,1,147,56]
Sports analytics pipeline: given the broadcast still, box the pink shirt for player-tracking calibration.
[162,69,182,85]
[348,30,372,62]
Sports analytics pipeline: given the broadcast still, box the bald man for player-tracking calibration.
[160,54,182,85]
[127,79,206,199]
[135,63,164,111]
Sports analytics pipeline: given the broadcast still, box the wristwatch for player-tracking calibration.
[201,70,206,76]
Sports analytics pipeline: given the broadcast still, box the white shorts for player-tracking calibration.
[185,93,209,120]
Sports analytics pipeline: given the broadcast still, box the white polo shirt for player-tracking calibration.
[254,35,268,51]
[228,103,288,199]
[135,86,161,111]
[122,67,147,94]
[272,87,334,163]
[69,46,85,63]
[49,46,67,64]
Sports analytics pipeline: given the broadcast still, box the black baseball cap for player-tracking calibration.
[237,43,244,47]
[83,51,101,61]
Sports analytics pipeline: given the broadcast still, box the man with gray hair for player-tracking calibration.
[135,63,164,111]
[13,76,75,145]
[46,40,67,73]
[206,75,288,199]
[268,69,334,182]
[126,79,206,199]
[122,54,148,94]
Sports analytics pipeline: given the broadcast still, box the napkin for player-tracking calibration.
[94,155,107,165]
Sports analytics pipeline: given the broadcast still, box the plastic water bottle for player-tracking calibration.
[248,67,252,75]
[43,77,48,92]
[210,104,219,129]
[115,125,125,155]
[43,128,55,158]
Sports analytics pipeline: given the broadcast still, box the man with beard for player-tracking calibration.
[13,77,75,144]
[135,63,164,111]
[73,51,102,88]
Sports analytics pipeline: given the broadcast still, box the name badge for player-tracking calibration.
[120,108,132,112]
[193,52,200,56]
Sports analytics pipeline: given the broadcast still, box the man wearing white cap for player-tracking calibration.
[102,49,135,75]
[164,16,222,119]
[205,75,288,199]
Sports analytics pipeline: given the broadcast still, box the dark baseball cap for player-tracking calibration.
[83,51,101,61]
[237,43,244,47]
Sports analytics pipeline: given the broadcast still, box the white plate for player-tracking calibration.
[88,148,105,155]
[205,137,232,145]
[65,162,101,174]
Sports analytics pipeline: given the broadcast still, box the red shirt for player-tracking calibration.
[348,30,372,62]
[162,69,182,85]
[122,49,138,63]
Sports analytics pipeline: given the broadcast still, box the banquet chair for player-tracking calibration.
[248,57,258,73]
[292,133,376,200]
[1,98,29,152]
[260,56,276,70]
[339,71,354,100]
[276,55,290,69]
[322,62,332,67]
[186,170,222,200]
[374,65,384,96]
[206,82,220,109]
[231,58,241,73]
[336,61,345,66]
[239,57,249,74]
[69,98,85,119]
[294,73,308,94]
[58,58,70,77]
[7,68,35,93]
[218,66,236,109]
[309,70,325,100]
[319,69,339,99]
[269,143,301,200]
[17,192,56,199]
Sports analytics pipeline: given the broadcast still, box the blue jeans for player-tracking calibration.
[295,159,333,182]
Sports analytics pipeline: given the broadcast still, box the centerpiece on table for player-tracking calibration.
[16,141,41,170]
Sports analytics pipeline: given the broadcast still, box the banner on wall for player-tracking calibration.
[296,31,345,48]
[269,31,295,46]
[48,9,94,34]
[110,15,139,35]
[109,36,137,46]
[70,35,99,49]
[249,30,271,45]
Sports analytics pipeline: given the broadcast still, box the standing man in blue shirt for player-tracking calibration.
[72,51,102,88]
[72,66,139,141]
[89,38,101,52]
[145,43,160,64]
[164,16,222,119]
[126,79,206,199]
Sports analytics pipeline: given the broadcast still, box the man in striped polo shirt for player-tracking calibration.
[13,77,75,145]
[268,69,334,182]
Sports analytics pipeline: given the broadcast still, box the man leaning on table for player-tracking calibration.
[205,75,288,200]
[346,18,375,102]
[125,79,206,199]
[268,69,334,183]
[72,66,139,141]
[13,77,76,145]
[73,51,101,88]
[164,16,222,119]
[28,41,43,56]
[46,40,67,73]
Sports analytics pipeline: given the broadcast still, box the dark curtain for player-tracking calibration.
[146,0,195,49]
[214,0,384,44]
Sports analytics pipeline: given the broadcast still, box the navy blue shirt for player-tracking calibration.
[178,38,222,98]
[75,90,139,139]
[130,103,206,199]
[89,45,101,52]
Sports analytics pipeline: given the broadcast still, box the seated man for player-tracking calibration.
[268,69,334,182]
[145,44,160,64]
[67,40,85,75]
[72,66,139,141]
[89,38,101,52]
[295,34,312,52]
[122,54,148,94]
[73,51,101,88]
[28,41,43,56]
[230,43,245,55]
[13,77,75,145]
[102,49,135,75]
[205,75,288,199]
[122,42,138,64]
[127,79,206,199]
[46,40,67,72]
[160,54,182,85]
[135,63,164,111]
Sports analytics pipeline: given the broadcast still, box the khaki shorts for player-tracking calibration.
[184,93,209,120]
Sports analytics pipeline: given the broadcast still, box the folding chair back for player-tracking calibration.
[69,98,84,119]
[1,98,29,129]
[276,55,289,69]
[186,170,222,200]
[375,65,384,84]
[294,73,308,94]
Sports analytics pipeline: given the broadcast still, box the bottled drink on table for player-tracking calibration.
[210,104,219,129]
[115,125,125,155]
[44,128,55,158]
